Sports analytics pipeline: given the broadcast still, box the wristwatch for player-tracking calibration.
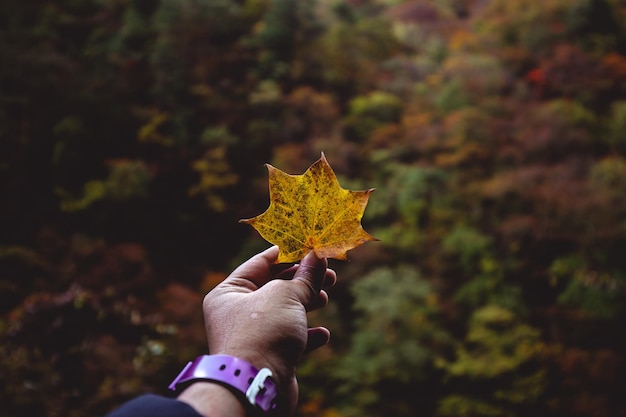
[169,355,279,414]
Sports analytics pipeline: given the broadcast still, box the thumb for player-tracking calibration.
[291,251,327,305]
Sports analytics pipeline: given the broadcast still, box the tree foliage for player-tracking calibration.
[2,1,626,416]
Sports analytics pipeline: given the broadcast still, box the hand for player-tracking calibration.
[199,246,336,415]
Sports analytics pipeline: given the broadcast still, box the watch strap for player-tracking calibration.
[169,355,278,414]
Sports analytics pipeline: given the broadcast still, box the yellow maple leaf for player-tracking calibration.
[240,152,377,263]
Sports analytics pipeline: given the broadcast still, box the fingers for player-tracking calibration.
[323,268,337,290]
[305,327,331,353]
[223,246,289,290]
[304,289,327,312]
[276,265,337,291]
[220,244,336,306]
[291,251,328,305]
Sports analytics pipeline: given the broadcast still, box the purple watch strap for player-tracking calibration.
[168,355,278,413]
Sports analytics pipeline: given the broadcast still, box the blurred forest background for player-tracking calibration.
[2,0,626,416]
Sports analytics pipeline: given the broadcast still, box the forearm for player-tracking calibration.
[177,382,247,417]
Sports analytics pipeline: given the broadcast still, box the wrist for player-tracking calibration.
[169,355,279,415]
[178,382,246,417]
[212,349,298,416]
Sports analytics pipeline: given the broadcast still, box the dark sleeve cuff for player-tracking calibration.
[104,394,204,417]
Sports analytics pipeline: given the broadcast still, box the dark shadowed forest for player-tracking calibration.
[2,0,626,416]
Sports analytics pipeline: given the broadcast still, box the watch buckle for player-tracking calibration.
[245,367,273,406]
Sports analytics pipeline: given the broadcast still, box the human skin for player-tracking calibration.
[178,246,336,417]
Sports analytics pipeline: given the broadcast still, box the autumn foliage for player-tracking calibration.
[1,1,626,417]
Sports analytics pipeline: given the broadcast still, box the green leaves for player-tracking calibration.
[4,1,626,417]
